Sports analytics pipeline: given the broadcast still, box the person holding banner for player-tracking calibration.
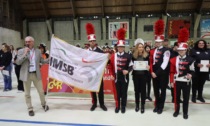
[132,38,150,114]
[170,28,194,119]
[85,23,107,111]
[16,36,49,116]
[110,28,133,114]
[149,19,170,114]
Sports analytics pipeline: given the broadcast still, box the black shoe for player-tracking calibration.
[42,105,49,112]
[173,112,179,117]
[183,114,188,119]
[179,99,183,103]
[141,105,145,114]
[90,104,97,111]
[197,97,205,103]
[135,106,139,112]
[157,109,163,114]
[100,105,107,111]
[153,107,158,113]
[147,97,152,101]
[115,107,120,113]
[191,97,196,103]
[29,110,35,116]
[121,107,126,114]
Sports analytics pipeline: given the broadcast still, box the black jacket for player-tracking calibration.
[0,51,12,67]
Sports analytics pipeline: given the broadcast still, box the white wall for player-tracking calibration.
[137,17,159,44]
[0,27,22,48]
[54,21,74,43]
[28,22,48,47]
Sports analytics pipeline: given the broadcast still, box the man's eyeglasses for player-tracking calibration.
[25,41,31,43]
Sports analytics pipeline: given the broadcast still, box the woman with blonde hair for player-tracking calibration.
[132,38,150,113]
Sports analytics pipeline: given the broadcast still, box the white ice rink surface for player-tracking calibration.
[0,72,210,126]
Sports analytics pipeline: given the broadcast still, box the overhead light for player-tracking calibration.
[166,13,171,17]
[116,17,120,19]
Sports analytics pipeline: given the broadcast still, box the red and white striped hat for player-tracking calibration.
[86,23,96,41]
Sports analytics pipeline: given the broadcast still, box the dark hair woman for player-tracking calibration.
[190,39,210,103]
[0,44,12,91]
[144,45,153,101]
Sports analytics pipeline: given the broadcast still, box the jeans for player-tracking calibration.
[2,65,12,90]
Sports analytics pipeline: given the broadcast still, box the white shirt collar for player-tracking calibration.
[117,52,124,56]
[178,55,186,59]
[89,47,97,51]
[157,46,163,49]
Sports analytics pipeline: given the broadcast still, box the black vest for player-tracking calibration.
[178,56,194,77]
[153,47,169,72]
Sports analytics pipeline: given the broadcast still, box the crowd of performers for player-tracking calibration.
[84,20,210,120]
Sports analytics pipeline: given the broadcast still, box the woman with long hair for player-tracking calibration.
[144,45,152,101]
[0,43,12,91]
[190,39,210,103]
[132,39,150,113]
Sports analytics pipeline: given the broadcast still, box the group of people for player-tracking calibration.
[1,20,209,120]
[85,21,210,120]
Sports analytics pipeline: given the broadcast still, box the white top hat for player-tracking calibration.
[87,34,96,41]
[177,43,188,50]
[155,35,164,42]
[134,38,144,46]
[117,40,125,46]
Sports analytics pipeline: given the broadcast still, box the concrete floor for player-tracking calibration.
[0,71,210,126]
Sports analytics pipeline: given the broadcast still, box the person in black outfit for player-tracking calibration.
[14,47,24,92]
[85,23,107,111]
[0,43,12,91]
[145,45,152,101]
[110,28,133,114]
[150,20,170,114]
[132,40,150,113]
[170,42,179,102]
[190,39,210,103]
[170,42,194,119]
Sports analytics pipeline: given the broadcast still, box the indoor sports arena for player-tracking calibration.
[0,0,210,126]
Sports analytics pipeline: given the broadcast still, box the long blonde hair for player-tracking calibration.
[133,43,148,59]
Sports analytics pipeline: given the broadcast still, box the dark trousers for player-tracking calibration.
[90,80,104,106]
[152,73,168,109]
[174,81,191,115]
[192,72,209,98]
[15,65,24,91]
[146,74,152,97]
[115,75,129,108]
[133,74,147,106]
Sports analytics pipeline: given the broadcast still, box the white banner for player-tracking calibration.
[49,36,109,92]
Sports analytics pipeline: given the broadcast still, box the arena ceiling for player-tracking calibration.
[17,0,210,18]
